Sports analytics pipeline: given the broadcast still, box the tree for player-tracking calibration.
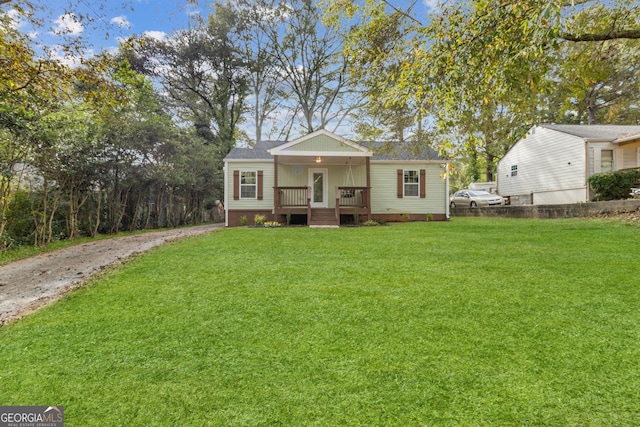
[1,7,68,246]
[129,14,249,147]
[268,0,362,136]
[211,0,289,144]
[544,38,640,125]
[324,0,640,182]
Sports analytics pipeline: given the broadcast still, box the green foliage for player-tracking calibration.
[361,219,380,226]
[1,220,640,424]
[326,0,640,184]
[589,169,640,201]
[254,214,266,225]
[239,215,248,226]
[3,190,33,247]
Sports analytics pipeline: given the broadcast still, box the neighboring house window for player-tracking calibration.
[404,170,419,197]
[601,150,613,173]
[240,171,257,198]
[511,165,518,177]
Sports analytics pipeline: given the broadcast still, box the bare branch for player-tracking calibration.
[561,29,640,42]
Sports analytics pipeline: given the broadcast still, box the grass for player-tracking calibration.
[1,218,639,425]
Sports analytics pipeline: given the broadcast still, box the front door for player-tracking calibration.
[309,168,328,208]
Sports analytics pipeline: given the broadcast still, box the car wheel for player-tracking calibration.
[470,201,477,208]
[450,201,456,208]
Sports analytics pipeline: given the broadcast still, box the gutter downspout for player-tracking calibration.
[445,163,450,220]
[223,162,228,227]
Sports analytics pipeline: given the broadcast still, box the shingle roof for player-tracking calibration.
[224,140,445,161]
[541,124,640,141]
[364,141,443,161]
[224,141,283,160]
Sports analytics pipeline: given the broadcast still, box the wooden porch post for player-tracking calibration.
[366,156,371,220]
[274,155,279,213]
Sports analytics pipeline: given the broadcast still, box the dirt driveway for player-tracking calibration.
[0,223,224,326]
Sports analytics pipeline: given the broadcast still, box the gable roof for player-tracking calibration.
[541,124,640,142]
[269,129,369,156]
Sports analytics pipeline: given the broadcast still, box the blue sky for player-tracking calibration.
[6,0,437,65]
[8,0,204,62]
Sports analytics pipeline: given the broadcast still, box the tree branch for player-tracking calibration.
[560,29,640,42]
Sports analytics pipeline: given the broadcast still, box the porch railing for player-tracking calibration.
[274,186,370,223]
[275,186,310,208]
[336,187,369,208]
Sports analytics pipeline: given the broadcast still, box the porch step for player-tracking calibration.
[308,208,339,226]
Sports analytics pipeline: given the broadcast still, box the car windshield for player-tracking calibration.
[468,190,492,196]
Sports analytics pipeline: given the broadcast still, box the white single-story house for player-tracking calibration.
[222,129,450,226]
[497,124,640,205]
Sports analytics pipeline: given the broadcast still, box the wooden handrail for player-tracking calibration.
[274,186,309,208]
[336,187,369,208]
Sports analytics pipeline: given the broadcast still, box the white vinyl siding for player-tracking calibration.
[370,163,446,214]
[225,162,274,210]
[497,127,588,203]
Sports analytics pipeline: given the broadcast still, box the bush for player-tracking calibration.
[254,214,266,225]
[4,190,34,247]
[589,169,640,201]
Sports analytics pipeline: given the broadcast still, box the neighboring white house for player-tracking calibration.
[223,129,450,226]
[497,124,640,205]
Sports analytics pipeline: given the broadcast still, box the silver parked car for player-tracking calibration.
[450,189,505,208]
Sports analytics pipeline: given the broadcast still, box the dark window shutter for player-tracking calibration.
[233,170,239,200]
[397,169,403,198]
[257,170,263,200]
[420,169,426,198]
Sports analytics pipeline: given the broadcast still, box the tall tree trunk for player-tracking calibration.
[588,95,597,125]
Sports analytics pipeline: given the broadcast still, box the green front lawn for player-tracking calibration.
[1,218,639,425]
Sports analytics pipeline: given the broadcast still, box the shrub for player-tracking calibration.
[254,214,266,225]
[239,215,248,226]
[263,221,281,228]
[589,169,640,201]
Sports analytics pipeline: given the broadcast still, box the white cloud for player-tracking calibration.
[143,30,169,42]
[5,8,28,29]
[45,44,94,68]
[423,0,442,13]
[51,13,84,36]
[110,15,131,30]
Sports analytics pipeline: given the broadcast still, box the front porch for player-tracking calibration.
[274,186,371,226]
[270,134,372,226]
